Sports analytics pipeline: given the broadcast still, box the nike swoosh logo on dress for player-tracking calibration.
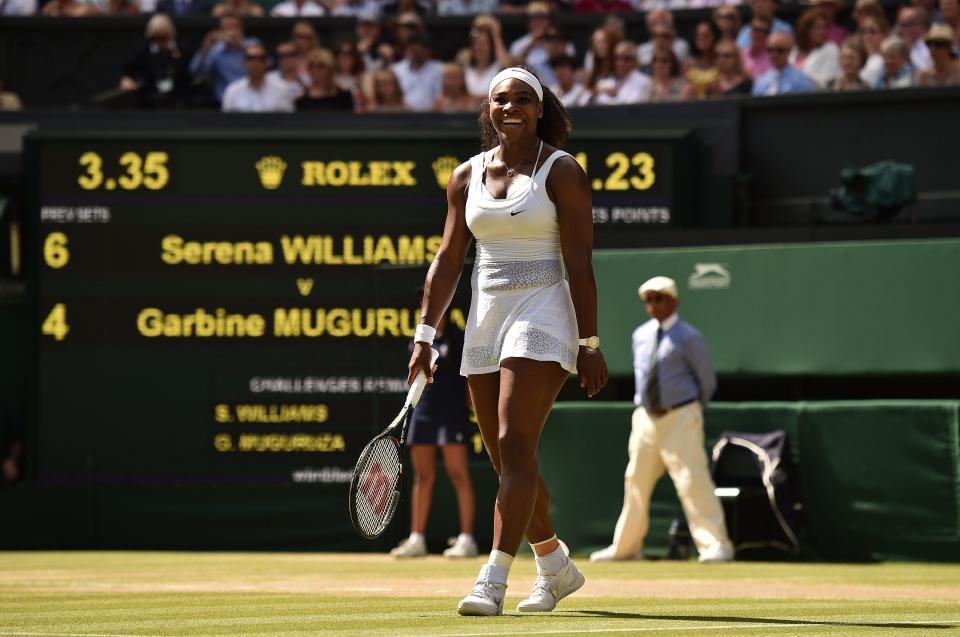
[510,209,526,216]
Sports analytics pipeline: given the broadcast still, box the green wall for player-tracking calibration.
[3,400,956,562]
[540,401,960,561]
[594,239,960,376]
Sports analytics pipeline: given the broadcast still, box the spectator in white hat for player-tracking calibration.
[590,276,733,564]
[917,23,960,84]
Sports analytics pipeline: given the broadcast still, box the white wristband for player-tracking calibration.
[414,323,436,345]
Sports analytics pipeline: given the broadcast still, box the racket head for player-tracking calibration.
[348,430,405,540]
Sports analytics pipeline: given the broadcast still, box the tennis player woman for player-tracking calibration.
[407,66,608,616]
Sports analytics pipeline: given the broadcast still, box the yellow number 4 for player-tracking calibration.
[42,303,70,341]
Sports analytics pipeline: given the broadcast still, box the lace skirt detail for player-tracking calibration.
[460,259,578,376]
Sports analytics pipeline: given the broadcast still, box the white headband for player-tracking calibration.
[488,67,543,102]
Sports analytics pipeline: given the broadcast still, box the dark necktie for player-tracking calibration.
[645,327,663,412]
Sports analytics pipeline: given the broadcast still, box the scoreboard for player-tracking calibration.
[26,129,696,487]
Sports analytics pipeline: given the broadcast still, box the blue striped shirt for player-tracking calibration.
[633,314,716,409]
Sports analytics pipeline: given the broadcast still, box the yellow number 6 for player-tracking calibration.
[44,232,70,269]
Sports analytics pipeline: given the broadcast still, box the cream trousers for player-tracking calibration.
[609,403,732,557]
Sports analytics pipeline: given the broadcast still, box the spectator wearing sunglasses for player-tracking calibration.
[710,38,753,95]
[119,13,190,108]
[267,41,306,101]
[222,43,296,112]
[638,10,689,71]
[713,6,742,43]
[917,24,960,84]
[648,47,690,102]
[736,0,793,49]
[741,17,773,78]
[752,31,818,95]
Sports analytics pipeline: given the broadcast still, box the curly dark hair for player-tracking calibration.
[478,66,572,151]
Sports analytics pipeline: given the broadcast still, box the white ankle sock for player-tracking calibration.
[409,532,425,544]
[482,550,513,585]
[488,549,514,569]
[458,533,475,543]
[534,544,568,574]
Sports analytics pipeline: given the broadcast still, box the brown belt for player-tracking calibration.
[647,399,697,419]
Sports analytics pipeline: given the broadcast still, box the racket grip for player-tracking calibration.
[406,347,440,408]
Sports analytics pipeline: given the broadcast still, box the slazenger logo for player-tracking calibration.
[688,263,731,289]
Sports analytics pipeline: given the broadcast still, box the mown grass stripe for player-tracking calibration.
[3,621,959,637]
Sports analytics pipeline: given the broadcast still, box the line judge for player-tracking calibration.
[590,275,733,563]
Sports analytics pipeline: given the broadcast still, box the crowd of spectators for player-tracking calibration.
[2,0,959,111]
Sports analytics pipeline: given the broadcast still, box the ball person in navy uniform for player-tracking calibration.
[391,295,478,559]
[590,276,734,563]
[407,66,608,615]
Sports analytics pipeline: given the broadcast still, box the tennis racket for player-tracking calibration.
[348,347,439,540]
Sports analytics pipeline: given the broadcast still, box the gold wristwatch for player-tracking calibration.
[578,336,600,352]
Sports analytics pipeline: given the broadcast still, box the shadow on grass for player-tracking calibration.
[571,611,957,630]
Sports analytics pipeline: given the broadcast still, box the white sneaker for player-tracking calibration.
[698,542,734,563]
[390,536,427,558]
[516,557,585,613]
[443,535,479,558]
[457,565,507,616]
[589,545,642,562]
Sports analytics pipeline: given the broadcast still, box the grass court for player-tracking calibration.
[1,552,958,636]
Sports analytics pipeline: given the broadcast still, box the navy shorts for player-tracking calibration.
[407,414,473,446]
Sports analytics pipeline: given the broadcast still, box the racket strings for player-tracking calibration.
[353,437,401,536]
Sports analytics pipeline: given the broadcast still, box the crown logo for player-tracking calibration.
[255,156,287,190]
[431,156,460,189]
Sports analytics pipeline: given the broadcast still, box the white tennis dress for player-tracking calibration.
[460,142,579,376]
